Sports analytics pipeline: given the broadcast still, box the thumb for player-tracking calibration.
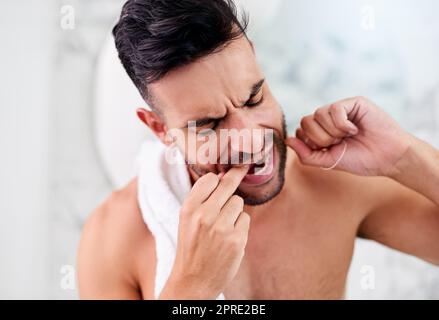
[285,137,337,168]
[285,137,312,159]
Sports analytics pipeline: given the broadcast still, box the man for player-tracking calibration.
[77,0,439,299]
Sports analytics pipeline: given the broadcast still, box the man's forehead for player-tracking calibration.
[149,37,261,125]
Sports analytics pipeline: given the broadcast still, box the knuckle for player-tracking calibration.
[355,96,366,104]
[334,119,349,130]
[322,135,333,146]
[180,204,192,217]
[329,103,338,113]
[231,195,244,208]
[213,224,228,236]
[314,107,325,119]
[300,117,313,131]
[332,116,343,126]
[195,213,211,229]
[192,212,201,225]
[299,117,308,128]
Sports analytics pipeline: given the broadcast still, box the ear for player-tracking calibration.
[136,108,172,145]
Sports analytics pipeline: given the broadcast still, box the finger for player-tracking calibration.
[234,212,251,236]
[216,195,245,229]
[300,116,338,148]
[183,172,220,212]
[286,136,313,159]
[313,107,347,139]
[329,104,358,135]
[285,136,343,168]
[295,128,319,150]
[205,165,249,210]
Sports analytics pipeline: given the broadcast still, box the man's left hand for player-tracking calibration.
[285,96,413,177]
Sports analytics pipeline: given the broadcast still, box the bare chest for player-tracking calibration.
[223,207,357,299]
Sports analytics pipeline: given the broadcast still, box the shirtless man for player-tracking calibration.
[77,0,439,299]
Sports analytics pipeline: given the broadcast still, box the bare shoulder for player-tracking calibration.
[77,179,156,299]
[299,162,407,221]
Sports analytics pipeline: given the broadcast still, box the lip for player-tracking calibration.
[241,147,276,186]
[216,148,269,174]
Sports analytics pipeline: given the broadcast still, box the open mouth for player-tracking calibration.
[215,144,276,186]
[247,162,265,174]
[242,147,276,186]
[246,149,272,175]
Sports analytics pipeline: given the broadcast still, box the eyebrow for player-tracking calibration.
[192,116,223,128]
[181,78,265,129]
[179,115,225,129]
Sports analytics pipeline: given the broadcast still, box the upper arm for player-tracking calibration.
[358,177,439,265]
[77,204,141,299]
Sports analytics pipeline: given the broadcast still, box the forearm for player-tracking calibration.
[389,134,439,207]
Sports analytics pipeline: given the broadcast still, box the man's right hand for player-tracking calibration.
[159,166,251,299]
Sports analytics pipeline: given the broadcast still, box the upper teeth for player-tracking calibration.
[253,149,273,175]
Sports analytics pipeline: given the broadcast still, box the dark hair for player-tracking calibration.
[112,0,248,103]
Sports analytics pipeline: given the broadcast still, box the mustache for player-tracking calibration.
[188,132,285,177]
[219,134,274,165]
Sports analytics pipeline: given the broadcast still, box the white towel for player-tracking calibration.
[136,140,225,300]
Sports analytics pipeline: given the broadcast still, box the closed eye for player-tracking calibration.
[244,78,265,108]
[245,91,264,107]
[197,118,221,135]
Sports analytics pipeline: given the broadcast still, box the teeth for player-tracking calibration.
[252,149,273,176]
[255,157,265,166]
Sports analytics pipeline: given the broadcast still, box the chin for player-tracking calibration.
[236,165,286,206]
[237,138,288,206]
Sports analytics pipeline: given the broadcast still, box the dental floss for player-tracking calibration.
[321,140,348,171]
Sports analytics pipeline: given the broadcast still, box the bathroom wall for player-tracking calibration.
[47,0,122,299]
[0,0,57,299]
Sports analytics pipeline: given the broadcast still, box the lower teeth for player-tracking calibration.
[254,165,265,175]
[247,150,272,175]
[246,164,263,175]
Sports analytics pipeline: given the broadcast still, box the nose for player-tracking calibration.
[227,111,265,158]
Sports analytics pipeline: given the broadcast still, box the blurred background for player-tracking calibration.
[1,0,439,299]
